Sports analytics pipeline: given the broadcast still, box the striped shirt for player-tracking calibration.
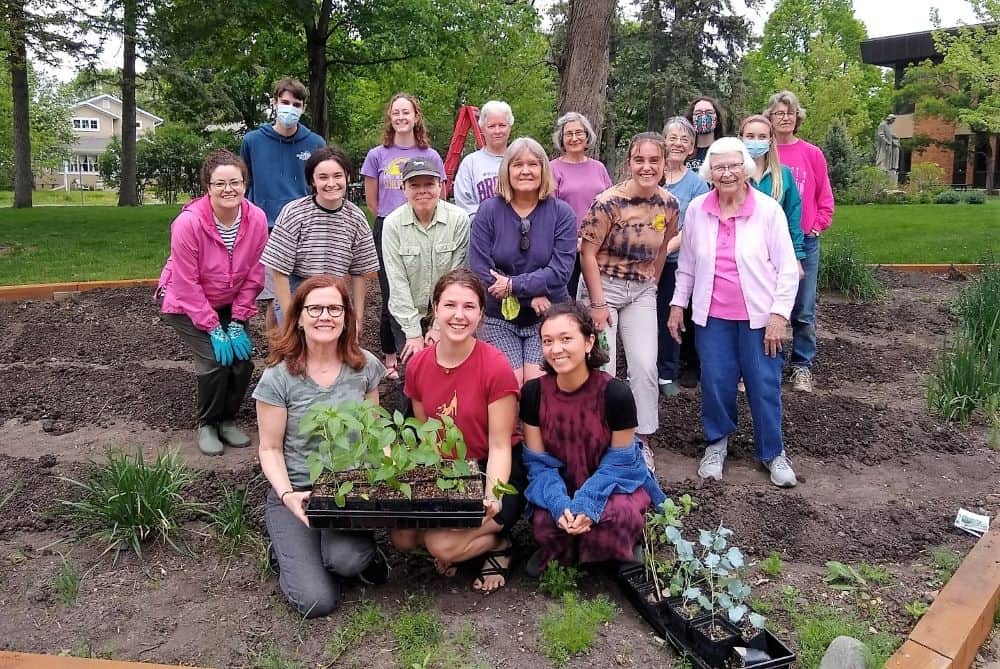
[214,210,242,254]
[261,196,379,278]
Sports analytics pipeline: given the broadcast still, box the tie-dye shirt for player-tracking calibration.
[579,181,680,283]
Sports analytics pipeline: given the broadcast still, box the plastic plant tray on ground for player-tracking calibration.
[616,564,796,669]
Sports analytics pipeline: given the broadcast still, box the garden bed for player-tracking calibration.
[0,273,997,668]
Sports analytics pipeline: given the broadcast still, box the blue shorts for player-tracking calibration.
[479,316,543,369]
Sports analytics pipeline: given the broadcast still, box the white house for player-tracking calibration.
[43,94,165,189]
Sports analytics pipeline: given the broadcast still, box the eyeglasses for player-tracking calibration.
[563,130,587,139]
[770,111,796,118]
[519,217,531,252]
[710,163,745,175]
[665,135,692,145]
[210,180,245,191]
[303,304,345,318]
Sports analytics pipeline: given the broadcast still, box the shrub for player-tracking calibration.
[906,162,948,198]
[844,166,893,204]
[934,190,962,204]
[823,120,860,197]
[819,237,887,302]
[965,190,986,204]
[61,449,197,556]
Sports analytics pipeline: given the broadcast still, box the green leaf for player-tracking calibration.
[307,457,324,483]
[492,480,518,499]
[398,482,412,500]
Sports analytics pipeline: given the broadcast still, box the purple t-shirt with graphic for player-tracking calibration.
[361,144,445,218]
[551,157,613,228]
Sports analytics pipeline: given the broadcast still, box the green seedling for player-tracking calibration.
[326,601,386,662]
[824,560,868,590]
[929,548,962,584]
[539,562,579,599]
[539,592,616,667]
[391,603,445,669]
[760,551,784,578]
[254,647,301,669]
[203,484,259,555]
[858,563,893,585]
[904,600,930,620]
[53,557,80,605]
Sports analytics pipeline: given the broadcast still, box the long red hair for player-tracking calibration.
[379,92,431,149]
[265,275,365,375]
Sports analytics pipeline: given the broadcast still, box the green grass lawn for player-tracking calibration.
[0,205,178,285]
[0,200,996,286]
[0,190,123,207]
[828,200,998,264]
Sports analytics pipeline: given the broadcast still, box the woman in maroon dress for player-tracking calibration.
[521,302,665,575]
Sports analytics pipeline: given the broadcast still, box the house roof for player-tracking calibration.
[72,93,165,125]
[860,23,996,68]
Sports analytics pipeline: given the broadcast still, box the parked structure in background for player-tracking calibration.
[862,27,999,189]
[36,94,164,190]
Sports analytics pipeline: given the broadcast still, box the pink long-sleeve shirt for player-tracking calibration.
[671,188,798,329]
[158,196,268,332]
[776,138,834,235]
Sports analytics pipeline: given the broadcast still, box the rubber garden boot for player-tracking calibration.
[217,421,251,448]
[196,425,225,456]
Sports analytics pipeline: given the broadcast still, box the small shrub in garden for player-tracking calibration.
[539,592,616,667]
[845,166,893,204]
[819,238,887,302]
[964,190,986,204]
[204,484,260,555]
[906,162,948,199]
[61,449,197,556]
[934,190,962,204]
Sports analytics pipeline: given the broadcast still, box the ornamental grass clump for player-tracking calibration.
[928,261,1000,424]
[61,449,197,556]
[818,237,887,302]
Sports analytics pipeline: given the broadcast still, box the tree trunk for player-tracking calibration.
[557,0,615,153]
[118,0,140,206]
[8,0,33,208]
[304,0,332,140]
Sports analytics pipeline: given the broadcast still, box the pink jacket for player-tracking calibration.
[670,188,798,329]
[158,196,268,332]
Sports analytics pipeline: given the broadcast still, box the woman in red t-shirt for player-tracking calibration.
[392,268,523,593]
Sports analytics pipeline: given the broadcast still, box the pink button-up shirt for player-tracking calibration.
[671,187,798,329]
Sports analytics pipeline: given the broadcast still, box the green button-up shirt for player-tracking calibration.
[382,199,471,338]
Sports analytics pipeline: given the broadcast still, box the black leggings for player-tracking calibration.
[479,442,527,538]
[371,215,396,355]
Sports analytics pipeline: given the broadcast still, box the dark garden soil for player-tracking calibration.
[1,272,998,669]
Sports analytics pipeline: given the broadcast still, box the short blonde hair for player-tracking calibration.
[764,90,806,133]
[496,137,555,202]
[698,137,756,182]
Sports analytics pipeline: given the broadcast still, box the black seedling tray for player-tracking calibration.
[305,474,486,529]
[617,565,796,669]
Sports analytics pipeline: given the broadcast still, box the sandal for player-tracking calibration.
[473,542,512,594]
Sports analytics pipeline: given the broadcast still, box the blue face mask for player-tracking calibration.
[275,104,303,128]
[743,139,769,158]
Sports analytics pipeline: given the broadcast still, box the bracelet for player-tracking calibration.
[279,489,294,502]
[589,302,608,309]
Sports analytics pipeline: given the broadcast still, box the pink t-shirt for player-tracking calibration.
[551,157,613,228]
[775,139,834,235]
[709,214,750,320]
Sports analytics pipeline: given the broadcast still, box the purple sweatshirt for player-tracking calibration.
[469,196,577,325]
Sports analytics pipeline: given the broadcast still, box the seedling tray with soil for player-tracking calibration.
[617,564,795,669]
[306,463,486,529]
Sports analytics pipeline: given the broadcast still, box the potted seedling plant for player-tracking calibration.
[300,400,502,529]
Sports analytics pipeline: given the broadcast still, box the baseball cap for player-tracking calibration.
[401,158,442,182]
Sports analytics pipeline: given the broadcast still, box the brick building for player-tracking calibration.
[861,27,998,189]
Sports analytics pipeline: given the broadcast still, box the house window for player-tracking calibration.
[135,120,142,129]
[72,118,99,131]
[101,98,110,110]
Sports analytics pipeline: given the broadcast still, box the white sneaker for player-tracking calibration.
[789,367,813,393]
[640,438,656,473]
[765,451,797,488]
[698,439,728,480]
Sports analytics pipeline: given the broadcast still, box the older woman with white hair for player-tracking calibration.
[454,100,514,219]
[550,112,613,298]
[470,137,577,385]
[667,137,799,488]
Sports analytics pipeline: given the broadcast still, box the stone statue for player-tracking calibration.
[875,114,901,185]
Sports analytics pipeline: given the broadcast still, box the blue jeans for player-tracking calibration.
[790,235,820,369]
[695,317,784,461]
[272,273,304,325]
[656,260,680,381]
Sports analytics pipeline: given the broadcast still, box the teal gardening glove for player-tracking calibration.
[209,325,234,366]
[227,320,252,360]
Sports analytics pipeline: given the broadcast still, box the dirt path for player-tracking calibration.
[0,273,997,668]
